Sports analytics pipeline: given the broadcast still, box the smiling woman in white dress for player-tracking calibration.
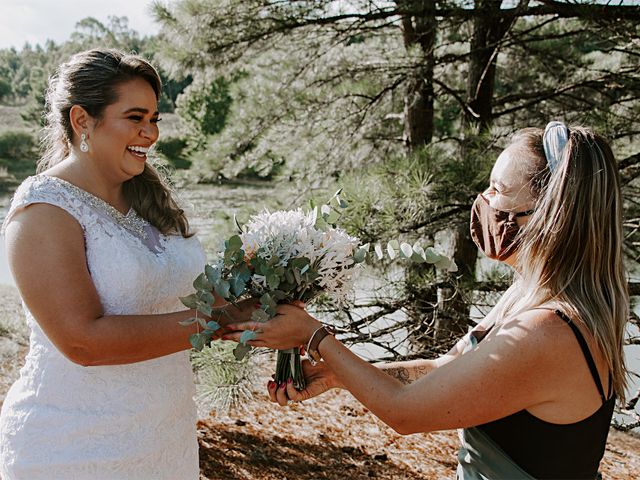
[0,49,236,479]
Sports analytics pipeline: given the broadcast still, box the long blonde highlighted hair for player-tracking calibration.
[493,126,629,401]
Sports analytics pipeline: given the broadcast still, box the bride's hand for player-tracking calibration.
[223,303,321,350]
[268,359,341,405]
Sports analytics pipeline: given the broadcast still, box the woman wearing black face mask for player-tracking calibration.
[225,123,629,479]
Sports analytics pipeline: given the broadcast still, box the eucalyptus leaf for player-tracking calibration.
[233,343,252,361]
[230,276,246,297]
[251,309,270,322]
[198,317,209,329]
[193,273,213,291]
[239,330,258,344]
[179,294,199,309]
[424,247,442,264]
[196,303,213,317]
[267,273,280,290]
[206,321,221,331]
[205,264,221,284]
[387,242,396,260]
[189,333,206,351]
[178,317,198,326]
[260,293,276,308]
[326,209,340,225]
[400,242,413,258]
[214,280,231,299]
[410,251,426,263]
[228,234,244,251]
[353,247,367,263]
[197,290,216,305]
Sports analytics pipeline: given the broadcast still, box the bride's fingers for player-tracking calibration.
[225,321,262,332]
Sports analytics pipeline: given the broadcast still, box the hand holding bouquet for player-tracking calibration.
[180,192,455,390]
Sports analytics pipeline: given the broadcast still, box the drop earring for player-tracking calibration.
[80,133,89,153]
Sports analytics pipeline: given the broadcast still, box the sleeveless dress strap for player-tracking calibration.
[554,309,608,403]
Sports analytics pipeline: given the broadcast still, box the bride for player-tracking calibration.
[0,48,247,479]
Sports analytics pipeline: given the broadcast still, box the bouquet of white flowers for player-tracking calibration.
[180,192,455,390]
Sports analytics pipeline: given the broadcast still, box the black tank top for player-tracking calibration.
[476,310,615,479]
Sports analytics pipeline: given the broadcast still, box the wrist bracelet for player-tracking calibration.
[306,325,335,366]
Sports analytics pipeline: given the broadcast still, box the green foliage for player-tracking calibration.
[156,136,191,169]
[176,76,233,152]
[0,130,37,179]
[0,79,11,102]
[190,341,255,414]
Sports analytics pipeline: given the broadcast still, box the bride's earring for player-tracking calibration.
[80,133,89,153]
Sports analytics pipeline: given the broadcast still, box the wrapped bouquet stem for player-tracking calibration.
[180,191,456,390]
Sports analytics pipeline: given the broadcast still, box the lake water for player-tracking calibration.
[0,181,637,429]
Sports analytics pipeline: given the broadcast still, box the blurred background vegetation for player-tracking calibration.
[0,0,639,427]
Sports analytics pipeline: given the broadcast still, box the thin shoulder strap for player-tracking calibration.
[554,309,607,403]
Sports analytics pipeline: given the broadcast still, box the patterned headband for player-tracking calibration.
[543,121,570,172]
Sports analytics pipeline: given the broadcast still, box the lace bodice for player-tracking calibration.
[0,175,206,479]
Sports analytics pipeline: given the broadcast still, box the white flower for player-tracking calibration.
[239,208,361,303]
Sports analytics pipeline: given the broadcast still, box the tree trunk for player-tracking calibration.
[398,1,436,148]
[466,0,519,133]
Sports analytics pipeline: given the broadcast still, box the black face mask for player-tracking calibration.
[470,194,534,261]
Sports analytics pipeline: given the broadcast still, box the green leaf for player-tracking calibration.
[179,294,199,309]
[239,330,258,344]
[214,280,231,299]
[193,273,213,291]
[230,276,246,297]
[424,247,441,264]
[353,247,367,263]
[326,209,340,225]
[387,242,396,260]
[189,333,206,351]
[400,242,413,258]
[267,273,280,290]
[233,343,252,361]
[227,234,244,251]
[205,264,221,284]
[196,303,213,317]
[178,317,198,326]
[197,290,216,305]
[206,321,220,331]
[374,244,384,260]
[410,251,426,263]
[252,309,270,322]
[198,317,208,329]
[260,293,276,308]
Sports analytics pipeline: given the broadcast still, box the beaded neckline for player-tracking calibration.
[40,175,148,240]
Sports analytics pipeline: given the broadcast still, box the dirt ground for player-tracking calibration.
[0,284,638,480]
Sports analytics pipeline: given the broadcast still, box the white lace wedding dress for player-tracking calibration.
[0,175,206,479]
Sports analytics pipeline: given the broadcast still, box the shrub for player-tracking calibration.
[0,130,37,177]
[156,136,191,169]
